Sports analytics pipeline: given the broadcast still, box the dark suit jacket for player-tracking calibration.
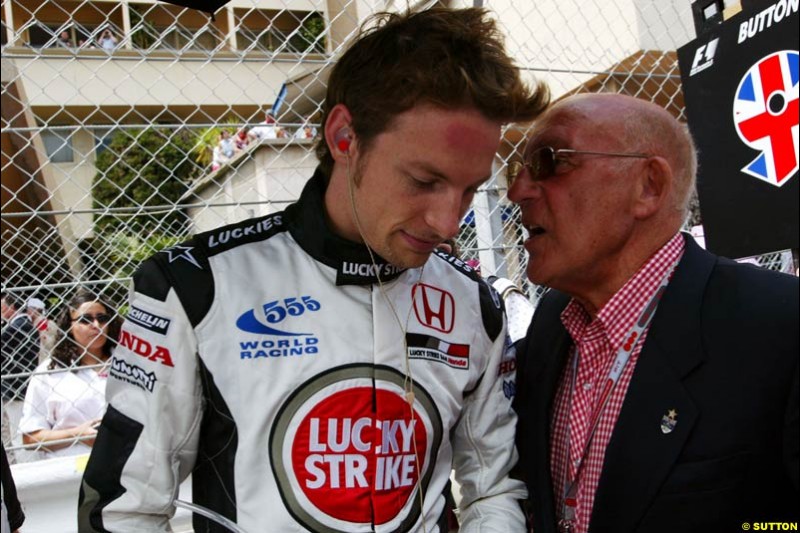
[1,313,39,401]
[514,235,799,533]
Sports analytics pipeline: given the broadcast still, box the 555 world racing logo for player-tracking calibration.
[236,295,322,359]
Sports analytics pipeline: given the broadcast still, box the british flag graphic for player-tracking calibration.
[733,50,799,187]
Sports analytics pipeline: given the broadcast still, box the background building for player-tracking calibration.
[1,0,791,461]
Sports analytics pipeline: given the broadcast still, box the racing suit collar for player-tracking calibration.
[288,168,408,286]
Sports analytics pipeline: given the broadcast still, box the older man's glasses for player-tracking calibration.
[506,146,650,186]
[72,313,112,325]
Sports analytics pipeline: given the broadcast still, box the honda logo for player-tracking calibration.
[412,283,455,333]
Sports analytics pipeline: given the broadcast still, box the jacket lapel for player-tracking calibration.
[523,290,572,533]
[590,235,717,533]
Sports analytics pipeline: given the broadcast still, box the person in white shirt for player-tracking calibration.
[25,297,57,364]
[98,29,117,52]
[248,111,282,142]
[19,290,121,459]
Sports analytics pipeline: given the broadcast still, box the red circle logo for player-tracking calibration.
[291,387,428,525]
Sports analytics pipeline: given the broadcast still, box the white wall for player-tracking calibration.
[11,454,193,533]
[188,138,318,233]
[492,0,694,98]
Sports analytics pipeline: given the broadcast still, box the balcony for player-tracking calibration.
[2,0,328,120]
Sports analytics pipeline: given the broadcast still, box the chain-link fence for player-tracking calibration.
[1,0,795,462]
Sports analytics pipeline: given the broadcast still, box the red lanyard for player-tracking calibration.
[558,264,676,533]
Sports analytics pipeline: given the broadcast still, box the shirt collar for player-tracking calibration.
[561,232,685,351]
[287,168,408,286]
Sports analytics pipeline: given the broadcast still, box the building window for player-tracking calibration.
[233,9,326,54]
[26,23,100,49]
[27,23,61,48]
[93,127,116,157]
[155,25,219,51]
[41,130,74,163]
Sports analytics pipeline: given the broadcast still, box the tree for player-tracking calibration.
[289,13,326,54]
[130,6,158,50]
[93,127,198,236]
[89,127,199,287]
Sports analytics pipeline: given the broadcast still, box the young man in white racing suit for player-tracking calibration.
[78,7,549,532]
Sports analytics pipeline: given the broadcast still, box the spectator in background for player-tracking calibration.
[234,127,250,151]
[211,130,238,171]
[26,298,57,364]
[486,274,534,347]
[19,291,121,459]
[294,120,317,140]
[56,31,73,49]
[98,29,117,52]
[1,293,40,464]
[218,129,237,159]
[248,111,283,142]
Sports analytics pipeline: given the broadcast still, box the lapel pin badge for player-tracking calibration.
[660,409,678,434]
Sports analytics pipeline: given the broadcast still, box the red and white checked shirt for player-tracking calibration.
[549,233,684,533]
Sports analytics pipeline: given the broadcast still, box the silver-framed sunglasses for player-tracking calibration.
[506,146,650,185]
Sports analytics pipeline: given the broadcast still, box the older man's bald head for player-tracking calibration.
[540,93,697,217]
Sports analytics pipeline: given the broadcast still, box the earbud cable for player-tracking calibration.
[345,154,429,533]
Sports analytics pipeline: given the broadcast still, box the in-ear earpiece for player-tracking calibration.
[335,128,352,153]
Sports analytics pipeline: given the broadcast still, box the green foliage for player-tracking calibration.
[130,6,157,50]
[193,118,241,167]
[289,13,326,53]
[105,232,184,279]
[83,232,184,309]
[92,127,198,235]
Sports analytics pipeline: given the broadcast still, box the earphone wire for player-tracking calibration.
[344,152,429,533]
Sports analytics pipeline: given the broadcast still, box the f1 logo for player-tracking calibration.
[412,283,455,334]
[690,37,719,76]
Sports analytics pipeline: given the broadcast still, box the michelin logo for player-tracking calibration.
[110,358,157,393]
[127,306,171,335]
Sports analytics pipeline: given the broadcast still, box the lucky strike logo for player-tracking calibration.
[293,388,426,525]
[271,365,443,532]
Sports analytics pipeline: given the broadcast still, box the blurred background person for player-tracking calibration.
[218,129,237,160]
[18,291,121,459]
[97,28,117,52]
[248,110,283,142]
[234,127,250,151]
[293,119,317,140]
[56,30,73,48]
[1,293,40,464]
[25,297,57,364]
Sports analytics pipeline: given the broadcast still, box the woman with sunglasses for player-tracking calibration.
[18,290,121,458]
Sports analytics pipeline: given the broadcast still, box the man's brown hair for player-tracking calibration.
[315,7,549,176]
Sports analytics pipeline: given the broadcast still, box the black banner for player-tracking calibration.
[678,0,798,259]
